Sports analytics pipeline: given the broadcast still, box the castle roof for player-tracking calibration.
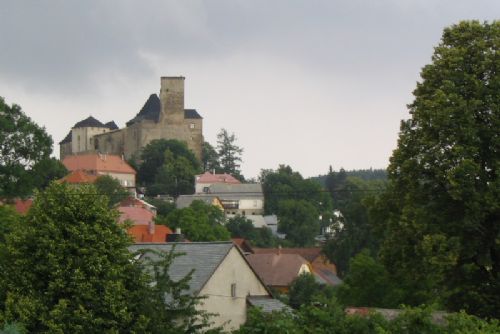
[126,94,161,126]
[73,116,106,129]
[104,121,119,130]
[184,109,202,119]
[59,131,72,144]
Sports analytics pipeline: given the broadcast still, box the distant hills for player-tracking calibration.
[311,168,387,186]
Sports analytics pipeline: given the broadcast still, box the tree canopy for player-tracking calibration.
[137,139,201,197]
[374,21,500,318]
[93,175,130,207]
[0,98,54,198]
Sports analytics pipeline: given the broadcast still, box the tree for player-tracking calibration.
[29,158,67,191]
[158,200,230,242]
[202,141,221,173]
[278,199,319,247]
[322,176,385,276]
[335,250,402,308]
[226,215,277,247]
[0,98,53,198]
[288,273,335,309]
[138,139,201,197]
[0,206,19,244]
[93,175,130,207]
[375,21,500,318]
[0,183,150,332]
[216,128,244,180]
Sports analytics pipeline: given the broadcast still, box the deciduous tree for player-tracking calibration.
[376,21,500,317]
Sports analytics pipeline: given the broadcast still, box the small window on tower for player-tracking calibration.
[190,123,195,129]
[231,283,236,298]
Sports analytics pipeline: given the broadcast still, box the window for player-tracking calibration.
[189,123,195,129]
[231,283,236,298]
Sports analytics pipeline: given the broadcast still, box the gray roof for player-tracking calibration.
[247,296,292,313]
[184,109,202,119]
[126,94,161,126]
[73,116,106,128]
[176,194,220,209]
[209,183,263,200]
[129,242,234,296]
[59,130,72,144]
[104,121,119,130]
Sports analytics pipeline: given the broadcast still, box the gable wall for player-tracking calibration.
[198,247,269,331]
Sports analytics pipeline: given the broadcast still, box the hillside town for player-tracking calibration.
[0,15,499,334]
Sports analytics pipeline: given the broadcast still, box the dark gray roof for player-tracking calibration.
[126,94,161,126]
[104,121,119,130]
[59,131,72,144]
[209,184,264,200]
[247,296,292,313]
[176,194,220,209]
[184,109,202,119]
[129,242,234,296]
[73,116,106,128]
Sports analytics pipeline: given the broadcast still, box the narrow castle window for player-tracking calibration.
[189,123,195,129]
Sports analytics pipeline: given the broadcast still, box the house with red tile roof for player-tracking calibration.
[251,247,342,287]
[128,224,172,243]
[62,153,136,189]
[12,198,33,215]
[58,170,98,184]
[118,206,155,226]
[246,250,312,293]
[195,171,241,194]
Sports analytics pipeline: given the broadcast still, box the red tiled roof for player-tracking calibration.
[196,171,240,184]
[246,253,310,287]
[62,154,136,175]
[118,206,155,225]
[252,247,322,262]
[128,224,173,243]
[59,170,98,184]
[13,199,33,215]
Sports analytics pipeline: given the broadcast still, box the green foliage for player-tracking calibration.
[0,183,148,332]
[216,128,244,180]
[0,97,53,198]
[288,273,334,309]
[93,175,130,207]
[335,250,402,308]
[138,139,201,196]
[262,165,332,216]
[238,299,500,333]
[278,199,319,247]
[30,158,68,191]
[159,200,230,241]
[202,141,221,173]
[0,323,26,334]
[0,206,19,244]
[146,197,176,217]
[375,21,500,318]
[226,215,277,247]
[323,174,385,276]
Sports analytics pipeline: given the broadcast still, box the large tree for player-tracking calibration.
[137,139,201,197]
[0,183,148,332]
[0,98,53,198]
[376,21,500,318]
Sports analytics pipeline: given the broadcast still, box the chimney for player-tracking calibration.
[166,227,184,242]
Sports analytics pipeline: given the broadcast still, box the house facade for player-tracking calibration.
[208,183,264,216]
[62,153,136,189]
[129,242,284,331]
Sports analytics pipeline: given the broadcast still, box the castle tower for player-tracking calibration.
[159,76,185,124]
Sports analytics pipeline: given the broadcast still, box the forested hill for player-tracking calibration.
[311,168,387,186]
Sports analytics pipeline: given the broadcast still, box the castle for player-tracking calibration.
[59,77,203,162]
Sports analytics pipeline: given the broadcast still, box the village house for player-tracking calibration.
[195,171,241,194]
[175,194,224,210]
[208,183,264,216]
[62,153,136,190]
[129,242,287,331]
[246,249,312,293]
[251,247,343,287]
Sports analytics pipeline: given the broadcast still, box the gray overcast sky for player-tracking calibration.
[1,1,499,178]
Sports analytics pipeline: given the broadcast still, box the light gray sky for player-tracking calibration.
[1,1,498,178]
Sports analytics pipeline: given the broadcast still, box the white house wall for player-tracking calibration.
[198,247,269,331]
